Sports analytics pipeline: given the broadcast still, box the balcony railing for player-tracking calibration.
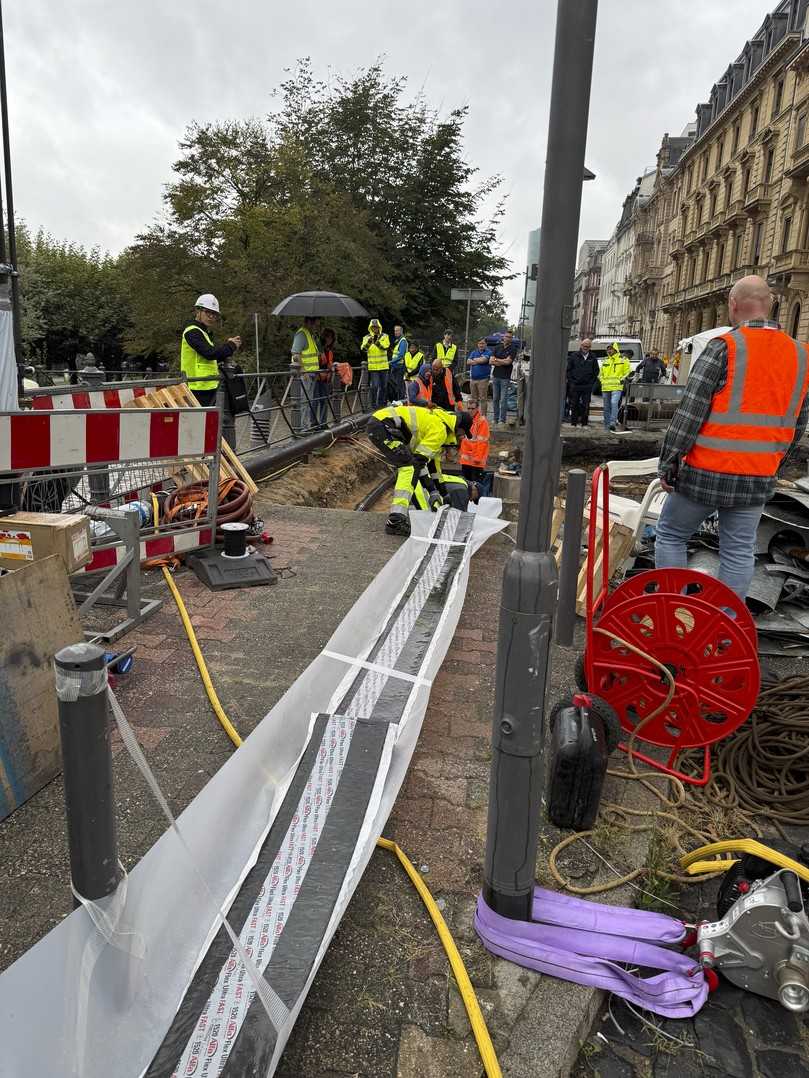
[744,182,772,214]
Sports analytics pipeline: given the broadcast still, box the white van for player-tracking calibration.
[589,337,645,371]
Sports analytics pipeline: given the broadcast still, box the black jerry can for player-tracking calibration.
[547,700,608,831]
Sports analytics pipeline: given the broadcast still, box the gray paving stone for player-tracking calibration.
[757,1049,809,1078]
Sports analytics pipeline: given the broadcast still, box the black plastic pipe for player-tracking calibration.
[54,643,120,905]
[243,414,370,481]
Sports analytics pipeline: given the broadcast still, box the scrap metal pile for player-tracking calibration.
[629,479,809,657]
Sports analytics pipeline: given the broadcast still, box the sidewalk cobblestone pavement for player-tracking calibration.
[6,503,802,1076]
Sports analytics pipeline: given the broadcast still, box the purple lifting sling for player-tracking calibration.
[475,887,709,1019]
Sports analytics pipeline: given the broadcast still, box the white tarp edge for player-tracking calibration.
[0,505,505,1077]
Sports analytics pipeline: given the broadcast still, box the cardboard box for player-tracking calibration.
[0,512,92,573]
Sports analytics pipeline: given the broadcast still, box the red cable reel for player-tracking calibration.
[583,468,760,787]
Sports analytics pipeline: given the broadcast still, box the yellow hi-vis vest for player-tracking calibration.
[363,332,391,371]
[436,342,457,367]
[405,350,424,378]
[180,324,219,391]
[296,326,320,372]
[372,404,456,459]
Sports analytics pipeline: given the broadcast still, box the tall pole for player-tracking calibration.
[482,0,598,920]
[463,289,472,361]
[254,312,260,375]
[0,0,21,381]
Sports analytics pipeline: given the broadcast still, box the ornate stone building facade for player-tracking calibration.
[570,240,607,345]
[637,0,809,353]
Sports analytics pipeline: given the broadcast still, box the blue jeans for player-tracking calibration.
[314,377,329,426]
[602,389,622,429]
[654,491,765,600]
[369,370,388,410]
[492,377,509,423]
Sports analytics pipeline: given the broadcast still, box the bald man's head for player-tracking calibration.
[728,275,773,324]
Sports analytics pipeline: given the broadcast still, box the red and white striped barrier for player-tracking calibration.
[0,408,219,470]
[30,386,149,411]
[85,527,213,571]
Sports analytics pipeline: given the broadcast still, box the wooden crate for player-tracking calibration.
[126,383,258,495]
[0,557,83,821]
[551,497,635,617]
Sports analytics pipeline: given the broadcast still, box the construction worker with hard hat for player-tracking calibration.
[366,402,473,535]
[180,294,241,406]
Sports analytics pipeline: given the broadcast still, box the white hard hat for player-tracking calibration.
[194,293,220,315]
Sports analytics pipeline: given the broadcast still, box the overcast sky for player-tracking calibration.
[8,0,776,324]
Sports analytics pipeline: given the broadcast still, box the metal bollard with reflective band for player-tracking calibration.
[54,642,120,905]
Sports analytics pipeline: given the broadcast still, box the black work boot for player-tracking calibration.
[385,512,411,536]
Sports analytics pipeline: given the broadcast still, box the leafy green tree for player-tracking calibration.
[16,222,130,370]
[124,125,401,368]
[273,61,509,335]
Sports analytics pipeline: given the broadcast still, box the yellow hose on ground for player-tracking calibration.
[163,569,500,1075]
[376,837,502,1078]
[681,839,809,884]
[160,566,243,749]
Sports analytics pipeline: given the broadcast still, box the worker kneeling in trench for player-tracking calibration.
[367,404,474,535]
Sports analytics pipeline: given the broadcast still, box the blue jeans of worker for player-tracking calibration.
[654,491,765,600]
[602,389,622,429]
[369,370,388,410]
[492,378,509,423]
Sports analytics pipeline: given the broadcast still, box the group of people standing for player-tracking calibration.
[564,339,668,431]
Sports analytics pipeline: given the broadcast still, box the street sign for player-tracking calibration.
[451,287,492,302]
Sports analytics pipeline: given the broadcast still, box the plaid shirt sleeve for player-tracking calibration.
[781,376,809,469]
[658,337,727,479]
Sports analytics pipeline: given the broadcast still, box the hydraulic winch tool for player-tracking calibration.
[578,465,760,786]
[683,841,809,1012]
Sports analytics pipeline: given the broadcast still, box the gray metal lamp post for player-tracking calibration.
[482,0,599,919]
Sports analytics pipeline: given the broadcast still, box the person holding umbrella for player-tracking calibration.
[361,318,391,409]
[291,315,321,431]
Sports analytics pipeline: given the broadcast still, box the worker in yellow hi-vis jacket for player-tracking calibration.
[366,403,473,534]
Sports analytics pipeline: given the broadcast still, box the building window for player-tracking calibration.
[688,256,696,286]
[734,229,745,266]
[782,215,792,254]
[716,137,725,168]
[732,122,741,153]
[675,262,682,291]
[686,165,694,194]
[750,103,760,139]
[697,197,705,224]
[701,152,709,180]
[717,241,726,274]
[792,304,802,337]
[796,109,808,150]
[773,77,784,118]
[752,221,764,264]
[725,176,734,207]
[702,249,710,281]
[742,166,752,197]
[764,147,775,184]
[709,189,718,218]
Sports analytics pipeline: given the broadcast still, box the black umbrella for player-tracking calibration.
[272,291,370,318]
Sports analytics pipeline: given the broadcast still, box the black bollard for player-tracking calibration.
[54,642,120,905]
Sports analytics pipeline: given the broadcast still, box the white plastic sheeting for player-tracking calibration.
[0,505,505,1077]
[0,302,17,411]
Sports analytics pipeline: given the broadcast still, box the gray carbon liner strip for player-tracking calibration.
[146,509,474,1077]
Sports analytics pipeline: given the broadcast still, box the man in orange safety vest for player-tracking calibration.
[655,274,809,598]
[458,399,490,483]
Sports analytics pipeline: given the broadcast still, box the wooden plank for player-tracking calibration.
[0,557,83,821]
[125,383,258,495]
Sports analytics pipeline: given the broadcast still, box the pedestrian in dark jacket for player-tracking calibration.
[637,349,667,384]
[566,339,600,426]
